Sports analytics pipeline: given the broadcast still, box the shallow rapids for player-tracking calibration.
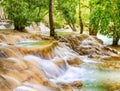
[0,36,120,91]
[15,41,120,91]
[24,54,120,91]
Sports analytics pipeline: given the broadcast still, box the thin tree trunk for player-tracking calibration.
[65,19,77,31]
[72,23,77,31]
[68,23,77,31]
[89,24,93,35]
[79,0,84,34]
[68,23,73,30]
[89,7,93,35]
[49,0,55,37]
[112,0,119,45]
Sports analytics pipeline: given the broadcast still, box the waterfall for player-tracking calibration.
[0,34,120,91]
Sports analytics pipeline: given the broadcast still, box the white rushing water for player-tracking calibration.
[13,82,55,91]
[13,41,120,91]
[23,54,120,91]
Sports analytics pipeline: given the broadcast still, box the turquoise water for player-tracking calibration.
[77,63,120,91]
[98,35,120,45]
[52,62,120,91]
[16,40,120,91]
[15,40,52,46]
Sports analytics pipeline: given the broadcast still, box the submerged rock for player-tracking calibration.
[96,55,120,70]
[67,57,83,67]
[60,81,82,91]
[60,83,73,91]
[70,81,83,88]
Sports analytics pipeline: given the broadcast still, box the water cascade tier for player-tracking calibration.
[0,32,120,91]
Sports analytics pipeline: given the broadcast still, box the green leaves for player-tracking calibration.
[1,0,48,31]
[56,0,77,24]
[89,0,120,45]
[90,7,102,31]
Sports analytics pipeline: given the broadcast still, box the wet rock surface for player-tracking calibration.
[95,56,120,70]
[58,34,118,56]
[67,57,83,67]
[0,31,120,91]
[0,34,83,91]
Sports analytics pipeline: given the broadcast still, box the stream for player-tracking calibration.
[14,40,120,91]
[0,32,120,91]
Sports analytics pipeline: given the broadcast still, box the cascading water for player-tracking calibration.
[15,41,120,91]
[0,33,120,91]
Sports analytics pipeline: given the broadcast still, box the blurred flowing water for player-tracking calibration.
[0,40,120,91]
[15,41,120,91]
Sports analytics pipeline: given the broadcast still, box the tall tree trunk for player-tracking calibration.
[79,0,84,34]
[113,35,119,45]
[49,0,55,37]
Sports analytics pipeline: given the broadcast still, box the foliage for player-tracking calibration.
[25,0,48,22]
[1,0,120,44]
[89,0,103,35]
[1,0,48,31]
[56,0,78,31]
[89,0,120,45]
[56,0,77,24]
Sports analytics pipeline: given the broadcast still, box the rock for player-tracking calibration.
[58,34,118,56]
[70,81,83,88]
[96,56,120,70]
[60,83,73,91]
[54,59,65,67]
[67,57,83,67]
[60,81,83,91]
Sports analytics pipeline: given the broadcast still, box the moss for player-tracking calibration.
[16,40,54,46]
[56,32,75,36]
[29,40,52,46]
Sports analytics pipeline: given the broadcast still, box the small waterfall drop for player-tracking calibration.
[0,34,120,91]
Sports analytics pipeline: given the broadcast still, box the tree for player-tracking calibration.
[89,0,102,36]
[89,0,120,45]
[1,0,48,31]
[25,0,48,22]
[79,0,84,34]
[77,0,90,34]
[56,0,77,31]
[100,0,120,45]
[49,0,55,37]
